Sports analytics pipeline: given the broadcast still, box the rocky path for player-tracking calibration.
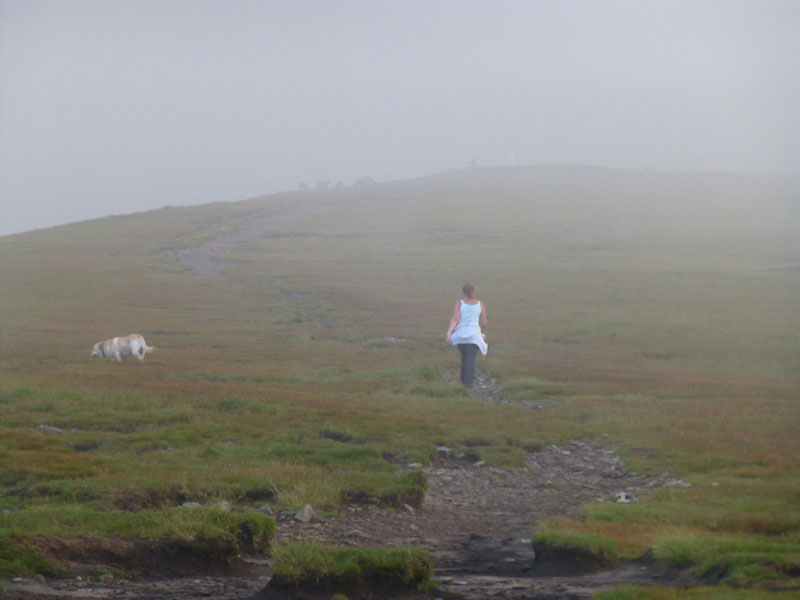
[273,372,684,599]
[175,194,351,277]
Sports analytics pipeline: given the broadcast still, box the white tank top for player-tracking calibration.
[451,300,488,356]
[458,301,482,327]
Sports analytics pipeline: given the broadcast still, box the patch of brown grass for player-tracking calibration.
[5,450,102,479]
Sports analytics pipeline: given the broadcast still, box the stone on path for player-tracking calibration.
[295,504,314,523]
[38,425,63,435]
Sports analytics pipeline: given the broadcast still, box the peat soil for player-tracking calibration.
[6,373,694,599]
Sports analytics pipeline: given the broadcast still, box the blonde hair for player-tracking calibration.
[462,283,475,299]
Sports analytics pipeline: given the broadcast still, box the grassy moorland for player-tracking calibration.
[0,165,798,593]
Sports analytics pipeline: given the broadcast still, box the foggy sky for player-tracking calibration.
[1,0,798,236]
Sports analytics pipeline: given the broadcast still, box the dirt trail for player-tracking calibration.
[175,193,353,277]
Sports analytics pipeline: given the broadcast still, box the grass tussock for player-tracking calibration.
[532,530,620,567]
[534,517,653,559]
[340,470,427,508]
[0,504,275,554]
[269,545,435,593]
[0,534,64,579]
[654,535,800,584]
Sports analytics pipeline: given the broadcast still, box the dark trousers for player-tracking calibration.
[458,343,480,388]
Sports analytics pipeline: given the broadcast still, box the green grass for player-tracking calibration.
[653,535,800,585]
[0,166,798,588]
[595,587,800,600]
[0,504,275,552]
[500,377,568,399]
[269,545,435,593]
[0,533,64,579]
[533,530,620,564]
[409,383,469,398]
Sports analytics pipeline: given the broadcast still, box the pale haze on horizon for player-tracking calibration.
[1,0,798,236]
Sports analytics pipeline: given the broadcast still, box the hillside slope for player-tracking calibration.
[2,165,798,393]
[1,166,799,596]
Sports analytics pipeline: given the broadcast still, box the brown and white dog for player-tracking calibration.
[91,334,155,362]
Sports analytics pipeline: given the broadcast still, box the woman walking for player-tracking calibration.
[446,283,488,388]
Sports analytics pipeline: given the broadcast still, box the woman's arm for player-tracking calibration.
[446,301,461,340]
[480,302,488,332]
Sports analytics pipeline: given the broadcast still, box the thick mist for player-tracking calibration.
[1,0,798,236]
